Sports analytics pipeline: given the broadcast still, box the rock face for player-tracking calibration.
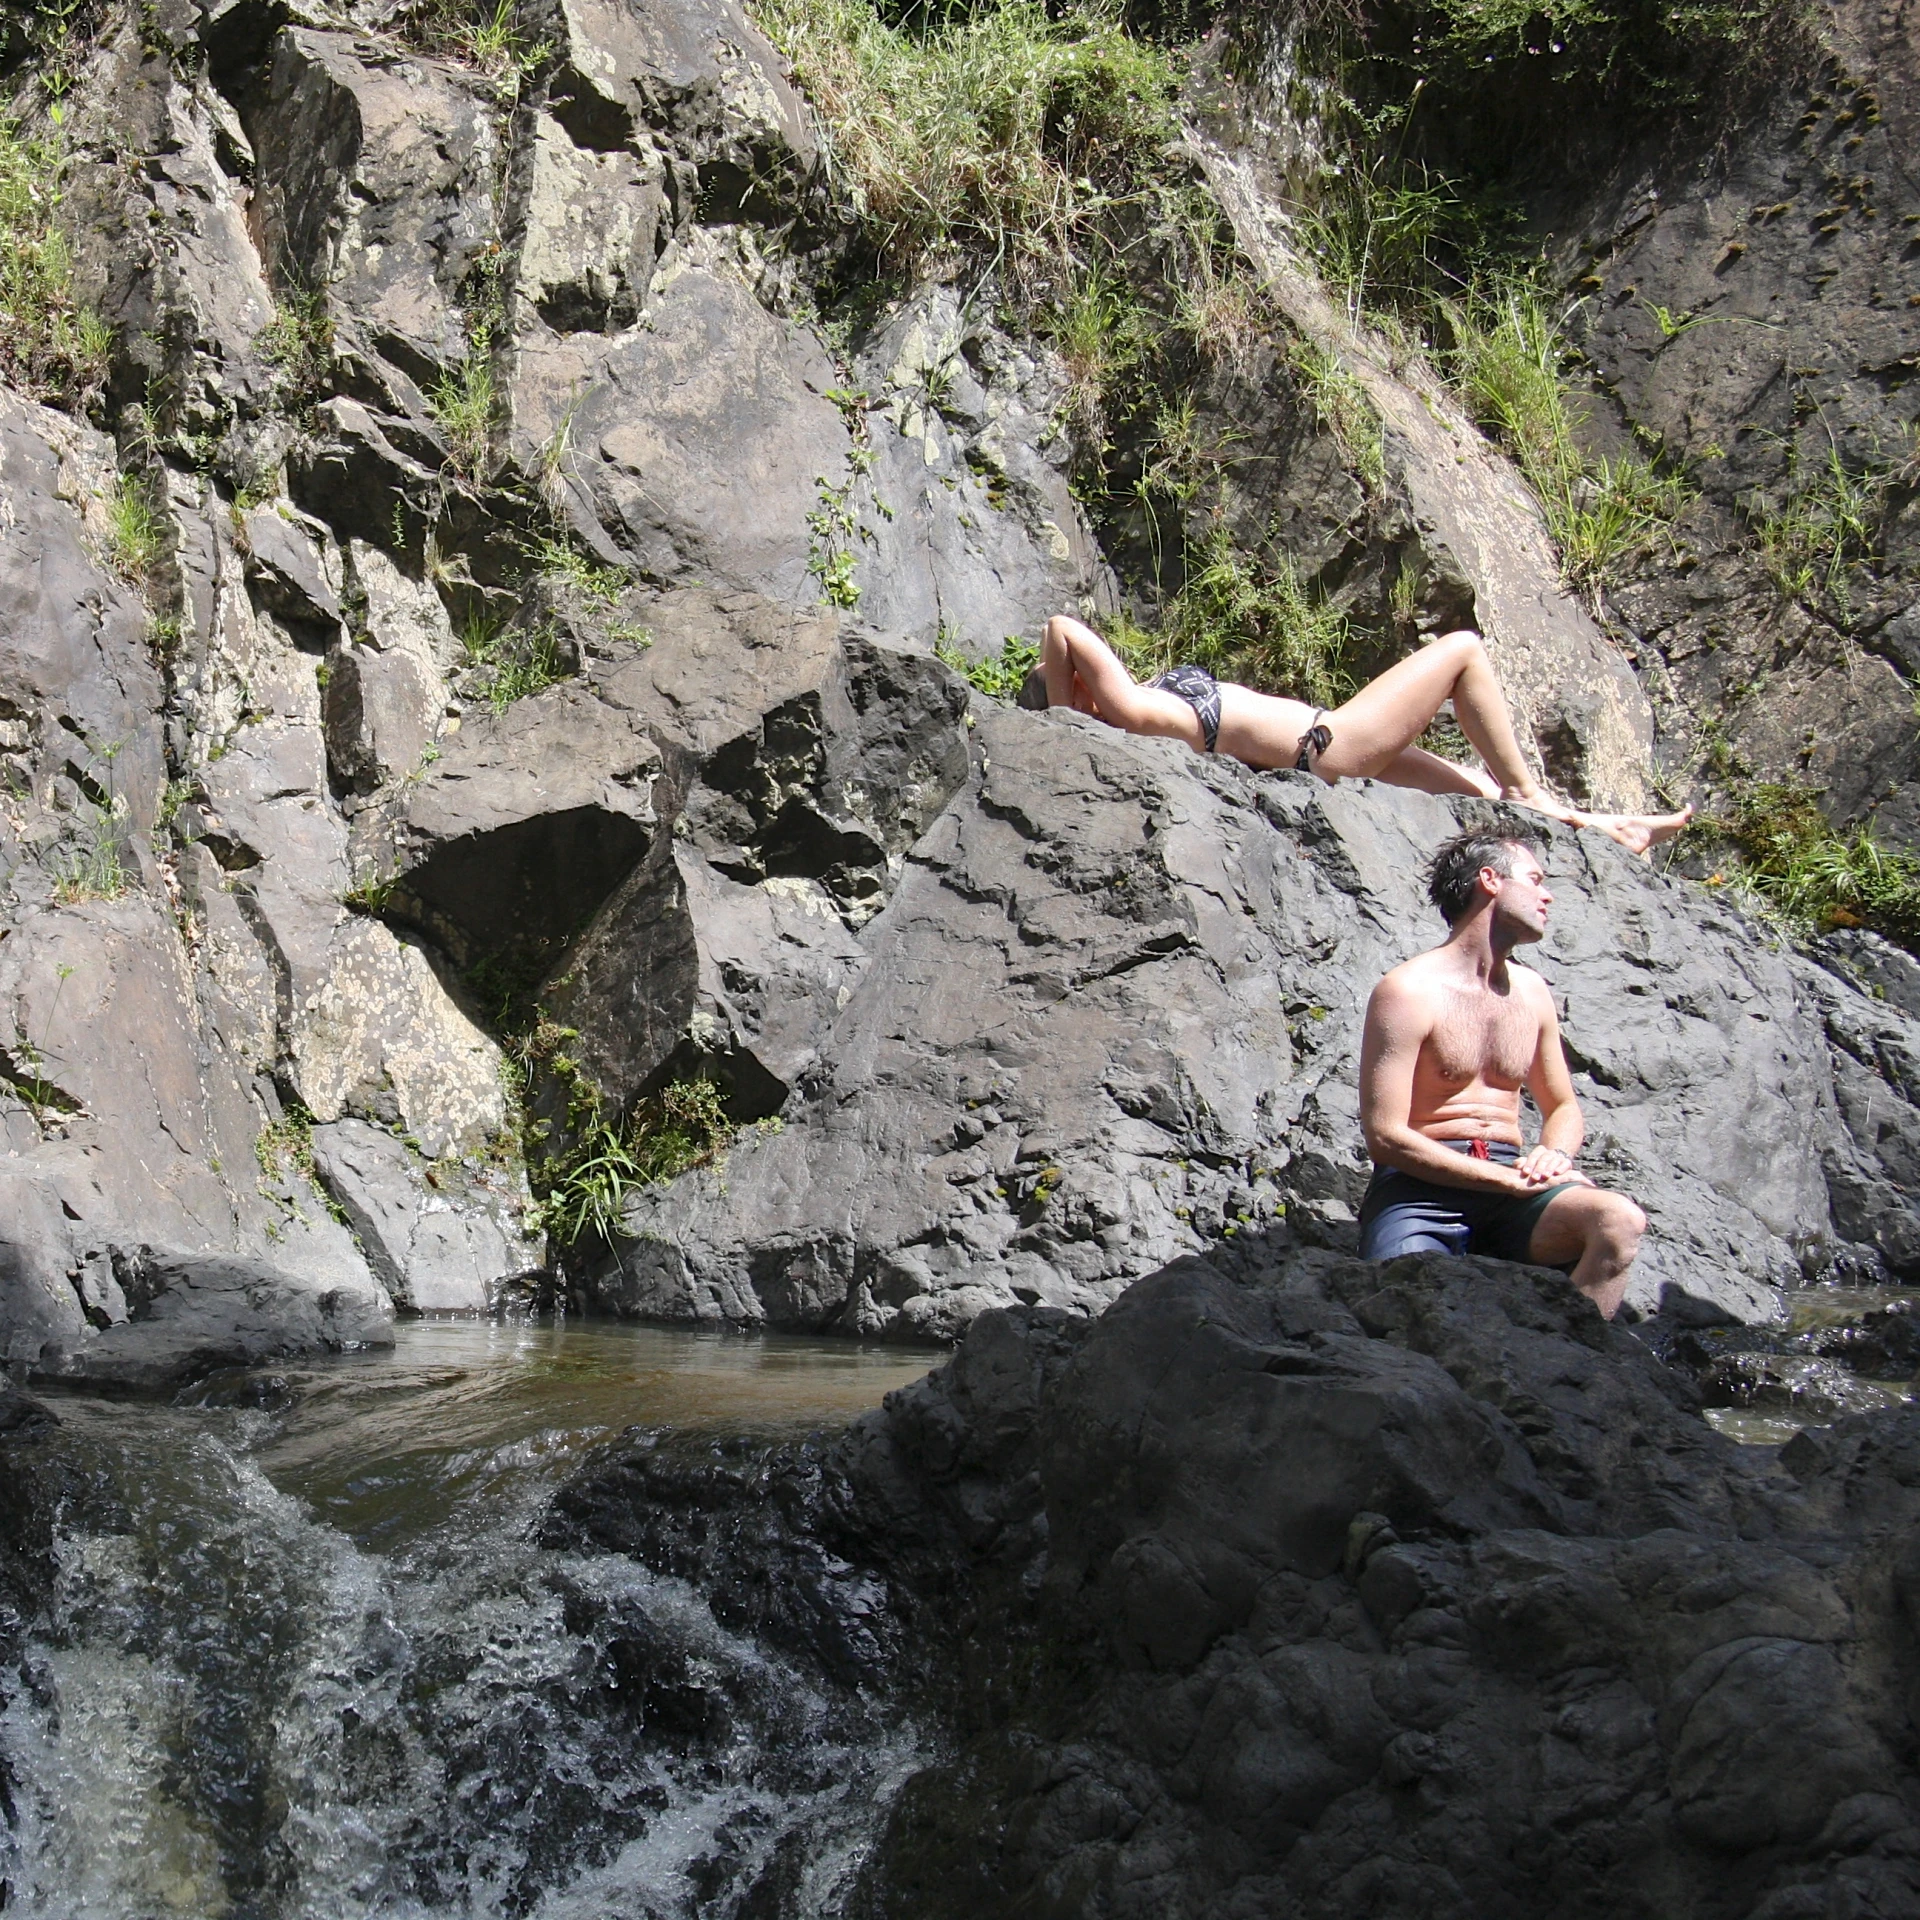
[0,0,1910,1384]
[587,696,1920,1336]
[547,1242,1920,1918]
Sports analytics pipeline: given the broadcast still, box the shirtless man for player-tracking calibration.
[1356,824,1645,1317]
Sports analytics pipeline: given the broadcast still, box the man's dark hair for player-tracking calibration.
[1426,823,1549,924]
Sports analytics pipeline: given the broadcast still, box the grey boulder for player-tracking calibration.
[585,699,1920,1336]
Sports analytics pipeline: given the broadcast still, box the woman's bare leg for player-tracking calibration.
[1041,615,1205,747]
[1379,745,1501,799]
[1318,630,1691,852]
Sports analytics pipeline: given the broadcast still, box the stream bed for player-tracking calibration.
[0,1320,933,1920]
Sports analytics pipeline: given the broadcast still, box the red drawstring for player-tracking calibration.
[1469,1138,1490,1160]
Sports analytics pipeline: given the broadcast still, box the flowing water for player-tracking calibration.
[0,1320,934,1920]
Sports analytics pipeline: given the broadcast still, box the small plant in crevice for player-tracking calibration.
[806,391,889,610]
[936,632,1039,700]
[430,320,501,484]
[1289,338,1386,492]
[1688,781,1920,949]
[511,1012,735,1247]
[255,1099,353,1228]
[3,960,81,1127]
[0,83,110,407]
[461,614,565,711]
[51,738,129,906]
[257,284,335,413]
[102,470,164,584]
[1740,435,1889,624]
[398,0,550,83]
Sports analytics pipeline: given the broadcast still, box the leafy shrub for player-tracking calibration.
[937,633,1039,699]
[534,1073,734,1246]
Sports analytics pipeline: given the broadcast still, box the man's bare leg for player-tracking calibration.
[1526,1185,1648,1319]
[1318,631,1692,855]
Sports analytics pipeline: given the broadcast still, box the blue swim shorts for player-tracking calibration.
[1357,1139,1577,1265]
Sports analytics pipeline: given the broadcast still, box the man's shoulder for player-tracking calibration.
[1366,951,1446,1015]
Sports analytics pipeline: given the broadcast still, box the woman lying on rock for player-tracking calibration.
[1029,614,1692,856]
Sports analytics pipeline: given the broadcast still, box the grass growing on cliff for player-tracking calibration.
[0,107,109,404]
[750,0,1181,288]
[936,633,1039,700]
[1448,287,1692,587]
[1145,527,1358,709]
[431,324,501,483]
[461,614,564,712]
[1289,339,1386,491]
[1694,784,1920,948]
[1741,438,1886,622]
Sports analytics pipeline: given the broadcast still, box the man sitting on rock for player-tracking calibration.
[1356,824,1645,1317]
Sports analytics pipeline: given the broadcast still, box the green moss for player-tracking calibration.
[1692,783,1920,948]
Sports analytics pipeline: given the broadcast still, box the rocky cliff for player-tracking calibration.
[0,0,1910,1377]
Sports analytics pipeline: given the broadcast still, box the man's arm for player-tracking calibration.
[1359,972,1533,1193]
[1514,979,1594,1189]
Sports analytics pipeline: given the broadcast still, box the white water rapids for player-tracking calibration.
[0,1322,931,1920]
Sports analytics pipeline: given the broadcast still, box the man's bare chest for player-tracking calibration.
[1422,989,1537,1087]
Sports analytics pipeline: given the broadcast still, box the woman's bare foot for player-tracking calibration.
[1500,788,1695,857]
[1580,807,1695,856]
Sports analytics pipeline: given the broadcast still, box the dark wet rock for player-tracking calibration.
[1700,1350,1908,1421]
[28,1246,392,1394]
[1498,0,1920,844]
[549,1242,1920,1919]
[0,1390,61,1661]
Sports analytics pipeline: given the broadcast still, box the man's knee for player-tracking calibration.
[1433,628,1486,669]
[1591,1190,1646,1261]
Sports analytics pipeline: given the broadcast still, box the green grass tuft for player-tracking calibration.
[1448,286,1691,587]
[461,615,565,712]
[750,0,1181,289]
[1143,525,1359,710]
[1693,783,1920,948]
[0,104,108,404]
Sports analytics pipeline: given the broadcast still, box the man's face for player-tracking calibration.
[1484,846,1551,942]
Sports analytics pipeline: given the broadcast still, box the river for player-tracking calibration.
[0,1320,933,1920]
